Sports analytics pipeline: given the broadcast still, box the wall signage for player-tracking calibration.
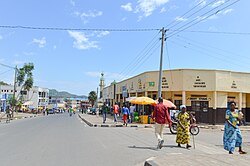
[231,81,237,89]
[193,76,206,88]
[162,77,169,89]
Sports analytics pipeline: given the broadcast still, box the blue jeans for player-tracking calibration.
[130,112,134,123]
[103,112,107,123]
[114,113,118,122]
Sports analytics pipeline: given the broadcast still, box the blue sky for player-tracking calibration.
[0,0,249,96]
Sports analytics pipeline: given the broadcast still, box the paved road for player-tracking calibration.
[0,113,249,166]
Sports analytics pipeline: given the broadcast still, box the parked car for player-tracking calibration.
[48,109,55,114]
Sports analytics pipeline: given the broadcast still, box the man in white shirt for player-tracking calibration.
[129,104,136,123]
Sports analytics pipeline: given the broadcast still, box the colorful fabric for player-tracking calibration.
[152,103,171,124]
[113,105,119,114]
[223,109,242,152]
[176,112,190,144]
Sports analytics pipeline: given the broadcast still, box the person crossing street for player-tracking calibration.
[152,97,172,149]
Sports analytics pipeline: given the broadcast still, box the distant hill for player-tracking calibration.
[49,89,87,99]
[0,81,9,86]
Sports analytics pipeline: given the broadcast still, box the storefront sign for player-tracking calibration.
[149,82,155,87]
[188,97,211,101]
[162,77,169,89]
[231,81,237,89]
[193,76,206,88]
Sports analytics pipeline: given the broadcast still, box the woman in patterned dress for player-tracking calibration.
[176,105,193,149]
[223,101,247,154]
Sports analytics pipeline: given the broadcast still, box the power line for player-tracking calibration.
[117,31,160,79]
[168,39,250,70]
[175,35,250,61]
[119,40,161,81]
[0,62,15,69]
[167,0,240,38]
[165,0,213,28]
[169,30,250,35]
[0,69,13,76]
[167,0,218,29]
[0,25,160,32]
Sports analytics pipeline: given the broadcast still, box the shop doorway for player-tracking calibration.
[191,101,209,123]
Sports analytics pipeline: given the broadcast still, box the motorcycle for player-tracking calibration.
[169,115,200,135]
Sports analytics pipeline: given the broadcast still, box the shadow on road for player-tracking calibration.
[128,145,158,151]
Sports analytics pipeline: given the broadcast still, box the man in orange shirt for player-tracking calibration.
[113,102,119,123]
[152,97,172,149]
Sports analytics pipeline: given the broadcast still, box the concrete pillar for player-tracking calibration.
[182,91,186,106]
[136,92,138,97]
[145,91,148,97]
[213,91,217,125]
[239,92,242,111]
[213,91,217,109]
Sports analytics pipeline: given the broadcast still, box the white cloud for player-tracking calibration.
[160,7,167,13]
[96,31,110,38]
[121,3,133,11]
[68,31,98,50]
[135,0,170,18]
[53,45,57,49]
[211,0,225,8]
[32,37,46,48]
[175,16,188,22]
[121,17,127,21]
[70,0,75,6]
[74,10,103,24]
[12,60,25,65]
[0,35,3,40]
[208,8,233,20]
[223,8,233,15]
[196,0,206,7]
[23,52,34,56]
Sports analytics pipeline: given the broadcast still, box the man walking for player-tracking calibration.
[102,102,108,123]
[113,102,119,123]
[129,104,136,123]
[152,97,172,149]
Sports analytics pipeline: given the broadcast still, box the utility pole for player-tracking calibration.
[12,66,18,117]
[158,27,166,99]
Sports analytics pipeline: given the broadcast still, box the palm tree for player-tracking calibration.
[88,91,97,107]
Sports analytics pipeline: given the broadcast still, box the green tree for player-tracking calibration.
[88,91,97,107]
[10,63,34,113]
[17,63,34,91]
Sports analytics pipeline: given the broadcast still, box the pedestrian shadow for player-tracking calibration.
[128,145,158,151]
[162,145,186,149]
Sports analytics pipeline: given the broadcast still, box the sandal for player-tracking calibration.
[239,150,247,154]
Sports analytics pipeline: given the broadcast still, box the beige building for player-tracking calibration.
[103,69,250,124]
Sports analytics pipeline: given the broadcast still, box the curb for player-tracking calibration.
[144,157,158,166]
[78,115,155,128]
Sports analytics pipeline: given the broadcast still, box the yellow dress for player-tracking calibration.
[176,112,190,144]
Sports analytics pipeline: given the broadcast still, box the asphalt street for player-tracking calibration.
[0,113,249,166]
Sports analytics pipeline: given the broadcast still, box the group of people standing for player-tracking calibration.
[153,97,247,154]
[102,102,136,126]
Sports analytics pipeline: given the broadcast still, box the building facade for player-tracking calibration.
[103,69,250,124]
[0,85,49,111]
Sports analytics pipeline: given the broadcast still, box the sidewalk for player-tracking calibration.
[144,153,250,166]
[0,112,41,123]
[78,113,154,128]
[78,113,250,130]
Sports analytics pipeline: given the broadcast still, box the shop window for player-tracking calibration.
[174,100,182,110]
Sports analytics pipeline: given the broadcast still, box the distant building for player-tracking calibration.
[0,85,49,111]
[66,97,87,109]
